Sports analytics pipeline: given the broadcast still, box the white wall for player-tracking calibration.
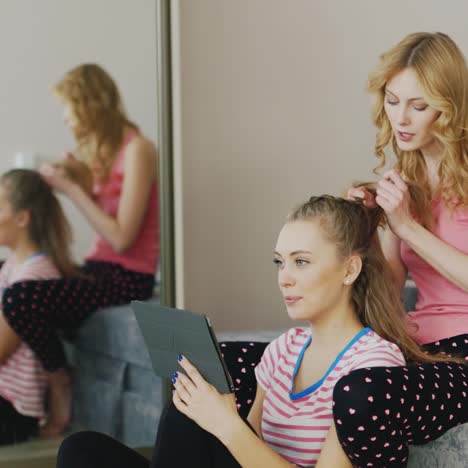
[173,0,467,332]
[0,0,158,260]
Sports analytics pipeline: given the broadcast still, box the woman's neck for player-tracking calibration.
[308,305,364,351]
[420,137,443,162]
[420,141,444,190]
[11,241,43,265]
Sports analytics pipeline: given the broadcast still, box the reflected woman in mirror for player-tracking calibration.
[0,169,75,444]
[0,64,159,437]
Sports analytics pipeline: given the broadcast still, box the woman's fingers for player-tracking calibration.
[375,194,395,214]
[172,390,189,414]
[347,188,365,199]
[377,178,403,198]
[39,163,56,177]
[175,371,197,394]
[383,169,408,191]
[375,193,390,209]
[173,372,195,404]
[376,185,397,203]
[172,356,210,406]
[178,355,207,387]
[348,187,377,207]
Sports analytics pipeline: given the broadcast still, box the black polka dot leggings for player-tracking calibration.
[333,333,468,467]
[2,261,155,372]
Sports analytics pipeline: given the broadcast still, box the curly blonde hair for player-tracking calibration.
[53,63,139,181]
[368,32,468,227]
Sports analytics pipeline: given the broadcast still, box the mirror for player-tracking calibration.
[0,0,173,462]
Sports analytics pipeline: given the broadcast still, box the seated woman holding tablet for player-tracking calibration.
[55,195,463,468]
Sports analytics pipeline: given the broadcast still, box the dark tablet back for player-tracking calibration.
[132,301,234,394]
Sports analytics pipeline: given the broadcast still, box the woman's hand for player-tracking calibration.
[375,169,415,236]
[347,186,377,208]
[172,355,240,441]
[39,152,80,196]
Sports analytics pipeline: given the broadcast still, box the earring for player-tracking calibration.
[344,280,350,285]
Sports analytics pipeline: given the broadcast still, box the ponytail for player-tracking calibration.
[289,194,465,364]
[0,169,77,277]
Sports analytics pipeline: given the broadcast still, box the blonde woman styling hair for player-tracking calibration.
[340,32,468,467]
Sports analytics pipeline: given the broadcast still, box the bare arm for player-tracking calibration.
[0,314,21,364]
[397,220,468,292]
[219,416,295,468]
[379,226,407,292]
[173,357,294,468]
[43,136,158,253]
[222,384,297,466]
[315,422,353,468]
[70,137,158,252]
[377,170,468,292]
[246,384,266,437]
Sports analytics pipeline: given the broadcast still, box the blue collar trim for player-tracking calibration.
[289,327,371,401]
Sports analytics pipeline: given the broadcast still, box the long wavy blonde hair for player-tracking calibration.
[369,32,468,227]
[289,195,464,364]
[53,63,139,181]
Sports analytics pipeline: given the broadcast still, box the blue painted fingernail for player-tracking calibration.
[177,354,183,361]
[171,377,176,384]
[172,371,178,378]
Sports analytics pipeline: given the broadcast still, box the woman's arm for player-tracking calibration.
[219,415,294,468]
[42,136,158,253]
[315,422,353,468]
[173,356,294,468]
[0,314,21,364]
[396,221,468,291]
[377,170,468,292]
[379,226,408,292]
[246,385,266,437]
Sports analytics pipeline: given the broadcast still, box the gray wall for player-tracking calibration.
[172,0,467,331]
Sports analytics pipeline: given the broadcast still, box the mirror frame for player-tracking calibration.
[156,0,175,307]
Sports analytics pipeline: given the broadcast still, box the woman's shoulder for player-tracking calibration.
[268,327,310,353]
[359,329,401,351]
[125,133,158,160]
[10,255,61,283]
[346,329,406,369]
[276,326,309,341]
[122,133,158,177]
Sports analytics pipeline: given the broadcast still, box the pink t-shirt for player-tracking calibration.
[255,327,405,467]
[401,198,468,344]
[0,255,61,419]
[86,131,160,274]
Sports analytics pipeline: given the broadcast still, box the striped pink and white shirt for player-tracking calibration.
[0,254,61,419]
[255,327,405,467]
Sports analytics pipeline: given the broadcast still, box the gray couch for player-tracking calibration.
[67,301,163,447]
[68,287,468,466]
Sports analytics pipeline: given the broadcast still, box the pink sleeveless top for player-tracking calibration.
[86,131,159,274]
[401,198,468,344]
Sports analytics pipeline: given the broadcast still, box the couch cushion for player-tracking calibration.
[75,302,157,368]
[407,423,468,468]
[70,300,163,444]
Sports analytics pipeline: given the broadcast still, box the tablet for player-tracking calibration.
[131,301,234,394]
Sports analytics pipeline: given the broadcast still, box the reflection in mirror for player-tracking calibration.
[0,0,170,464]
